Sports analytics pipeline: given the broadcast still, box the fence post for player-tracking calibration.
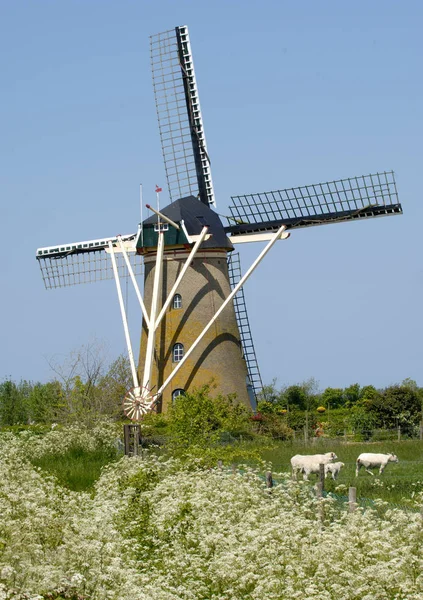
[348,487,357,513]
[304,411,309,445]
[217,460,223,470]
[266,471,273,489]
[397,425,401,442]
[123,424,141,457]
[420,422,423,441]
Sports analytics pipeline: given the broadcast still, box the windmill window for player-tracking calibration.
[173,343,184,362]
[173,293,182,309]
[172,388,185,403]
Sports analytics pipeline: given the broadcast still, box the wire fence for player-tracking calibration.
[290,426,423,445]
[243,467,423,516]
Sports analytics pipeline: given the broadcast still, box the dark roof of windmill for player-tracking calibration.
[143,195,233,250]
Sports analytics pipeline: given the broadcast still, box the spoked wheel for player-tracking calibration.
[123,386,154,421]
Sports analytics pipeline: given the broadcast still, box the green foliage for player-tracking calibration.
[283,385,309,410]
[167,384,252,450]
[252,413,294,440]
[365,385,421,429]
[0,379,35,425]
[285,409,318,433]
[256,400,276,414]
[97,355,133,419]
[316,407,349,437]
[347,406,378,439]
[257,378,281,404]
[27,380,63,423]
[344,383,361,407]
[320,387,344,408]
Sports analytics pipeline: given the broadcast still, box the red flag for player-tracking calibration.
[155,185,162,193]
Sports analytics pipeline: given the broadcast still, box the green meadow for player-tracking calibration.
[261,439,423,505]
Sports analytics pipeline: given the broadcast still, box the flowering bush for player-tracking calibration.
[1,430,423,599]
[17,420,120,459]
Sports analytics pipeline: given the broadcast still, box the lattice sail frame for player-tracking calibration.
[150,26,215,206]
[226,171,402,236]
[227,251,263,398]
[36,235,142,289]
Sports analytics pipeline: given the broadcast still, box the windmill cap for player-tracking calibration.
[141,195,233,251]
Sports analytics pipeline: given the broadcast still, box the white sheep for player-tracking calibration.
[324,461,345,480]
[291,452,338,480]
[355,452,398,476]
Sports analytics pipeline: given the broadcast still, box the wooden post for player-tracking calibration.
[420,422,423,441]
[319,463,325,492]
[348,487,357,513]
[217,460,223,470]
[123,424,130,455]
[123,424,141,457]
[231,463,237,475]
[266,471,273,488]
[304,412,309,445]
[315,482,323,498]
[397,425,401,442]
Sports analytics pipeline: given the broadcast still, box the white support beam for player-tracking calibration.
[108,241,140,393]
[152,224,288,402]
[154,226,209,331]
[141,231,164,391]
[229,231,290,244]
[117,236,150,329]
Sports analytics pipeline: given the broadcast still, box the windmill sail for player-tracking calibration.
[36,234,142,289]
[227,252,263,399]
[226,171,402,239]
[150,26,215,206]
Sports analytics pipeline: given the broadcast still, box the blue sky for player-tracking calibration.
[1,0,422,391]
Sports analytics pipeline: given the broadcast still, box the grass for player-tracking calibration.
[26,432,423,505]
[31,446,120,492]
[260,438,423,504]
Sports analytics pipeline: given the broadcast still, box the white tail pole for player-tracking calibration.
[117,236,150,329]
[153,224,289,399]
[141,230,165,391]
[154,226,209,331]
[108,241,140,392]
[146,204,180,230]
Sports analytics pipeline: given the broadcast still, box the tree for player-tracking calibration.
[344,383,361,407]
[366,385,421,429]
[0,379,28,425]
[321,387,344,409]
[97,355,133,418]
[257,379,281,405]
[27,380,63,423]
[282,379,319,411]
[47,340,109,422]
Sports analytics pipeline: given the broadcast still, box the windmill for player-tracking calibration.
[36,25,403,420]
